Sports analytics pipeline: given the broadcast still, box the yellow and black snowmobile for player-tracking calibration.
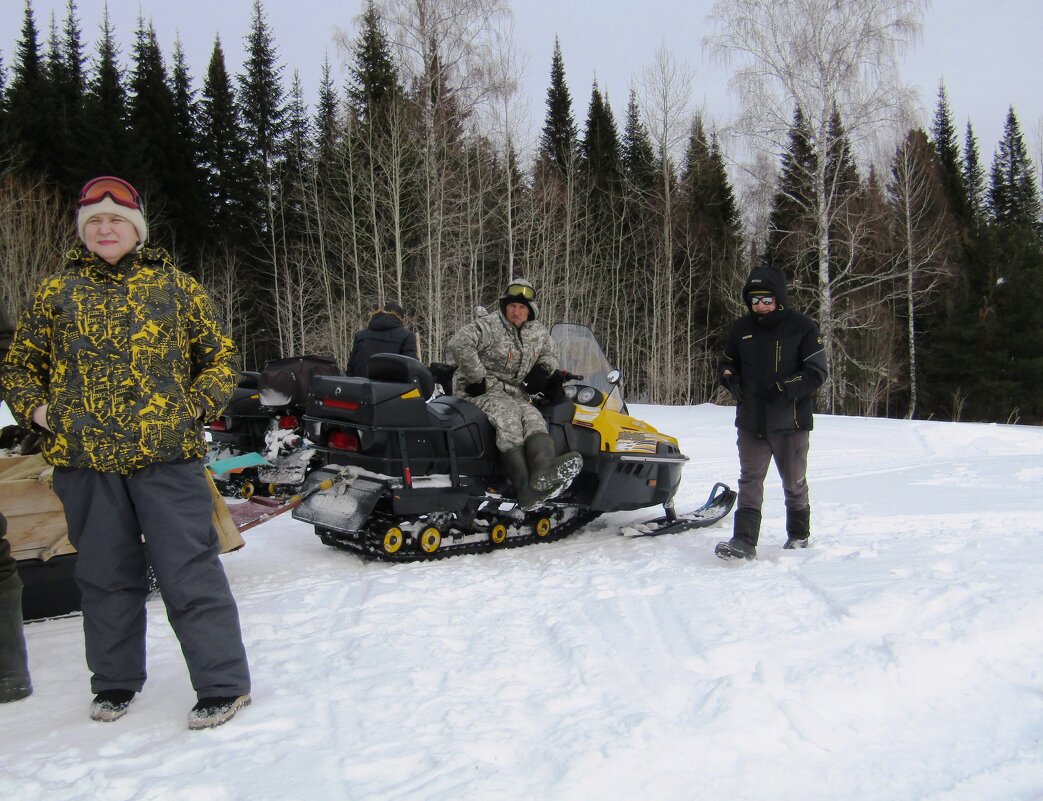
[291,324,735,560]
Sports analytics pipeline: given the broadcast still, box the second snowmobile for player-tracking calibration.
[291,323,735,560]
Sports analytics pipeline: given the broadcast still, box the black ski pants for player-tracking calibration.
[735,429,811,514]
[52,460,250,699]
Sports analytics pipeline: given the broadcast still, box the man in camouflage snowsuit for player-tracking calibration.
[1,176,250,728]
[448,279,582,510]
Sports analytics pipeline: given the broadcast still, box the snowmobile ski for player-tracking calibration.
[620,482,736,537]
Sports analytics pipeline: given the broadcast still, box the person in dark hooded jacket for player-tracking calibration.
[345,302,419,377]
[0,300,33,703]
[714,264,828,560]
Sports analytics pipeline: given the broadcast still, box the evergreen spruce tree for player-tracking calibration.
[962,121,986,226]
[348,0,400,122]
[6,0,51,178]
[677,118,744,399]
[168,37,209,259]
[128,16,180,241]
[538,38,578,178]
[199,36,250,245]
[580,81,621,196]
[314,55,340,165]
[51,0,88,191]
[82,7,132,177]
[930,83,969,225]
[988,107,1041,230]
[765,106,817,286]
[621,89,657,194]
[238,0,286,224]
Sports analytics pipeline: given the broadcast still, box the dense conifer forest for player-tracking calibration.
[1,0,1040,423]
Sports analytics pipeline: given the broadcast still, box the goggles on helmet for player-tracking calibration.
[78,176,141,210]
[506,283,535,301]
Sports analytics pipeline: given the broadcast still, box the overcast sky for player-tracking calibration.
[5,0,1042,170]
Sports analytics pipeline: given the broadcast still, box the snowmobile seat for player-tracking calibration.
[367,354,436,400]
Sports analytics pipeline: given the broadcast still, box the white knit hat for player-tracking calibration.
[76,178,148,247]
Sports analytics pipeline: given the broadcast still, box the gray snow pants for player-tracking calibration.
[52,460,251,699]
[735,429,811,513]
[472,392,547,452]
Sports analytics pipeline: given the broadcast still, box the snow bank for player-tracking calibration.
[3,404,1043,800]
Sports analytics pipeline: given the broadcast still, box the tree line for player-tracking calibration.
[0,0,1040,423]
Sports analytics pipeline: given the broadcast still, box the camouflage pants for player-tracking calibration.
[472,393,547,451]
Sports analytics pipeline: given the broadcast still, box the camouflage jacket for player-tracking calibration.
[447,309,558,401]
[1,247,239,473]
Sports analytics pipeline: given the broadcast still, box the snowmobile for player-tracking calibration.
[205,356,340,499]
[291,323,735,561]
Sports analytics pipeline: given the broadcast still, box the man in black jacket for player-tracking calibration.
[715,264,828,560]
[345,301,419,377]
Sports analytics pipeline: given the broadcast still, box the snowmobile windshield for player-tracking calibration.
[550,323,626,412]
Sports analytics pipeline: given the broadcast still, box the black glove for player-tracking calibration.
[543,370,566,403]
[759,381,785,403]
[522,364,552,395]
[465,379,487,397]
[724,374,743,403]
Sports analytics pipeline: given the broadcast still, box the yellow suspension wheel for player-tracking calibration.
[535,517,552,538]
[382,527,404,554]
[268,482,279,496]
[489,523,508,546]
[239,481,255,500]
[419,526,442,554]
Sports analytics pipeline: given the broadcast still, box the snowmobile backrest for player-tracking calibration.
[366,354,436,400]
[258,355,342,408]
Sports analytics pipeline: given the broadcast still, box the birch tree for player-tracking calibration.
[706,0,927,409]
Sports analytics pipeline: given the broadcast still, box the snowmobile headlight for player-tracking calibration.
[563,385,578,400]
[575,386,600,406]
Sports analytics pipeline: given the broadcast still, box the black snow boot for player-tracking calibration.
[0,516,33,704]
[501,446,541,511]
[783,506,811,549]
[715,508,761,560]
[524,434,583,508]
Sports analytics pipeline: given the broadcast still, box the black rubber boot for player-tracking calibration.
[501,446,541,511]
[0,515,33,703]
[524,434,583,507]
[783,506,811,549]
[715,508,761,560]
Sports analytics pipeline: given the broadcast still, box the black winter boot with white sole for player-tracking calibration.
[90,689,135,721]
[188,694,251,730]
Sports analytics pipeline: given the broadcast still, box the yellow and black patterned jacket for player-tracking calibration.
[1,247,239,473]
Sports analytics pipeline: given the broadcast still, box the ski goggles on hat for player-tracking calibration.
[78,176,141,210]
[749,295,776,306]
[506,283,535,300]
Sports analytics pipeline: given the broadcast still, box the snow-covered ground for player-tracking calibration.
[3,402,1043,801]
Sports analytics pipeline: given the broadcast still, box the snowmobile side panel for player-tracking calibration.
[391,485,471,515]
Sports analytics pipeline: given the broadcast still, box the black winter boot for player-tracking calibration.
[0,515,33,703]
[524,434,583,508]
[715,508,761,560]
[501,446,541,510]
[783,506,811,549]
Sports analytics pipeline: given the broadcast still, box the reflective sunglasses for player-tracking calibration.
[750,295,776,306]
[506,283,535,300]
[78,176,141,210]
